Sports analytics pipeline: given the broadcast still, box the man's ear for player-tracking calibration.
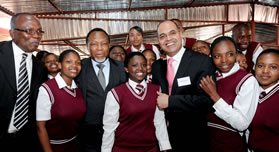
[9,30,15,40]
[124,67,128,73]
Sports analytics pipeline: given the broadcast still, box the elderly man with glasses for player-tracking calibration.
[0,13,47,151]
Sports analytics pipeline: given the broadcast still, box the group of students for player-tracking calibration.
[2,12,278,152]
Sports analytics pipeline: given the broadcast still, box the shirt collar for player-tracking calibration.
[166,46,185,62]
[262,81,279,94]
[128,79,147,90]
[55,72,77,89]
[12,41,32,59]
[220,62,240,78]
[91,58,109,67]
[131,43,145,52]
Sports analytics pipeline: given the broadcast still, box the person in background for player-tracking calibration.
[191,40,211,56]
[0,13,47,151]
[36,49,85,152]
[170,18,197,49]
[44,53,60,79]
[236,51,248,71]
[109,45,126,62]
[102,52,171,152]
[153,20,215,152]
[76,28,127,152]
[142,49,156,83]
[248,49,279,152]
[36,50,49,63]
[126,26,161,59]
[200,36,259,152]
[232,23,263,72]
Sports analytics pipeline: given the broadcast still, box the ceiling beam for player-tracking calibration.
[185,0,195,7]
[47,0,63,14]
[0,5,15,16]
[63,40,89,56]
[128,0,132,10]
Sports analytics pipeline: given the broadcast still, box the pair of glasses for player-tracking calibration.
[14,28,45,35]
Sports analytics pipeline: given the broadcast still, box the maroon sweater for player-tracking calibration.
[244,41,261,72]
[249,84,279,151]
[126,43,153,54]
[111,82,160,152]
[42,78,86,152]
[207,69,253,152]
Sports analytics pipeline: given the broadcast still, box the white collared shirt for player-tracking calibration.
[91,58,110,87]
[131,44,161,60]
[166,47,186,76]
[8,42,33,133]
[36,73,78,121]
[213,63,260,131]
[101,79,171,152]
[261,81,279,94]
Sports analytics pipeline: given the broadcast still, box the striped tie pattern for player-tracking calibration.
[14,53,29,130]
[136,84,144,95]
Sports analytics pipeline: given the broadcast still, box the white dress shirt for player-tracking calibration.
[36,73,78,121]
[213,63,260,131]
[8,42,33,133]
[131,44,161,60]
[102,79,171,152]
[91,58,110,87]
[166,47,186,76]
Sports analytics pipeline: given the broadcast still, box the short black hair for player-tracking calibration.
[36,50,49,62]
[129,26,143,37]
[86,28,110,44]
[124,52,146,68]
[256,49,279,64]
[109,45,127,55]
[142,49,156,58]
[59,49,80,62]
[10,13,35,30]
[45,52,57,58]
[232,23,250,37]
[210,36,238,56]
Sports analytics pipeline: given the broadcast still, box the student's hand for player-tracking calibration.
[156,91,169,110]
[200,75,220,103]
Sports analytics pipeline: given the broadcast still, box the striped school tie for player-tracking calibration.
[14,53,29,130]
[136,84,144,95]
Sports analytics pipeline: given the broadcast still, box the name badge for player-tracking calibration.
[177,76,191,87]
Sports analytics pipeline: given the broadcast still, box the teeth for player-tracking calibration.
[166,42,174,46]
[136,72,144,76]
[70,69,77,72]
[50,65,57,68]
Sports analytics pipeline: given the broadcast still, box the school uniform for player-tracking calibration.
[37,73,86,152]
[241,41,263,72]
[126,43,161,59]
[102,79,171,152]
[146,75,152,83]
[207,63,260,152]
[248,81,279,152]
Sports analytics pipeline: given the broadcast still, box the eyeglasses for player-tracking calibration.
[14,28,45,35]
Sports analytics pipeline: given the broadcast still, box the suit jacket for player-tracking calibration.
[0,41,47,147]
[76,57,127,125]
[152,48,215,151]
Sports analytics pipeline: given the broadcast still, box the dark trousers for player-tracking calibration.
[0,126,42,152]
[79,124,103,152]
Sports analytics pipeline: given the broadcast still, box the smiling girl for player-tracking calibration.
[36,49,85,152]
[199,36,260,152]
[102,52,171,152]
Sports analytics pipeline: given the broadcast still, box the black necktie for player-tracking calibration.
[97,63,106,90]
[14,53,29,130]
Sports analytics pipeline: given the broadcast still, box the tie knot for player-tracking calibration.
[168,57,174,64]
[136,84,144,93]
[22,53,27,59]
[259,91,266,99]
[97,63,105,70]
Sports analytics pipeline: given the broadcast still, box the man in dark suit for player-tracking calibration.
[0,13,47,151]
[152,20,215,151]
[76,28,127,152]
